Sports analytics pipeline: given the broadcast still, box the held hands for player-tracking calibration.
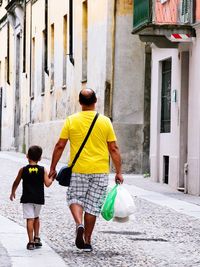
[48,169,57,180]
[115,173,124,184]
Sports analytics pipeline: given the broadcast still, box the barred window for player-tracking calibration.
[160,59,172,133]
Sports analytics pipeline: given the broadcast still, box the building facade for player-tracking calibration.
[133,0,200,195]
[0,0,150,174]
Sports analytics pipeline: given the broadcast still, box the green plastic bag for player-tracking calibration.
[101,184,118,221]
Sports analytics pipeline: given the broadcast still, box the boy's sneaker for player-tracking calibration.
[83,243,93,252]
[26,242,35,250]
[75,224,85,249]
[34,237,42,248]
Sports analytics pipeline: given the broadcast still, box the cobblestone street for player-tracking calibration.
[1,152,200,266]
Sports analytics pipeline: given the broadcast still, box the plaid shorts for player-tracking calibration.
[67,173,109,216]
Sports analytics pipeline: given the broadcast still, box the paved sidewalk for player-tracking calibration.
[0,216,67,267]
[0,152,67,267]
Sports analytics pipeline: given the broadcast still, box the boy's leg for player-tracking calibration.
[26,219,34,242]
[33,205,42,247]
[33,204,42,238]
[33,217,40,238]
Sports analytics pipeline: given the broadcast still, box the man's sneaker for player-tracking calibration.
[75,224,85,249]
[83,243,93,252]
[34,237,42,248]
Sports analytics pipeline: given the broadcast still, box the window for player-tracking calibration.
[41,30,45,95]
[82,0,88,82]
[3,59,6,108]
[50,23,54,92]
[160,59,171,133]
[63,15,67,88]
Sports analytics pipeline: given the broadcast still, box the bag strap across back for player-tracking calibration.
[70,112,99,168]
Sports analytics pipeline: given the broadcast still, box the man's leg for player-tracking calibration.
[69,203,84,225]
[70,203,85,249]
[84,212,96,244]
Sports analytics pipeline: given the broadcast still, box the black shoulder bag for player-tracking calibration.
[56,112,99,186]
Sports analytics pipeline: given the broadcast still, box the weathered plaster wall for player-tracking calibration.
[155,0,180,24]
[112,0,146,173]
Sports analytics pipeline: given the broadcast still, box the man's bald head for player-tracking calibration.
[79,88,97,106]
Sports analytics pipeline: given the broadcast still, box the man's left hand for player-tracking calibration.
[115,173,124,184]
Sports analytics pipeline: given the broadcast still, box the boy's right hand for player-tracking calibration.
[10,193,15,201]
[48,169,57,179]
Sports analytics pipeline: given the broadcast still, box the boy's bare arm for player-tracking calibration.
[10,168,23,201]
[44,169,54,187]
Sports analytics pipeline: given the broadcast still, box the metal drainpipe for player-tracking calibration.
[110,0,117,121]
[69,0,74,65]
[7,21,10,85]
[23,0,26,73]
[28,0,33,149]
[45,0,49,74]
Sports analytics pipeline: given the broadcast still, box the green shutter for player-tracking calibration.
[133,0,151,29]
[181,0,189,16]
[181,0,191,23]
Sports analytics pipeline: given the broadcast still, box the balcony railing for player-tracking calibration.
[133,0,151,31]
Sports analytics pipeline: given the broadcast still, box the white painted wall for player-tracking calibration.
[187,26,200,195]
[150,45,181,189]
[0,12,15,150]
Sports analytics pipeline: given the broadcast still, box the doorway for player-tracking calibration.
[163,156,169,184]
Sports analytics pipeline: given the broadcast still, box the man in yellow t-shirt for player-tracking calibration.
[49,88,123,252]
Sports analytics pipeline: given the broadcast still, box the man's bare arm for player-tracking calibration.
[107,141,124,184]
[49,138,68,178]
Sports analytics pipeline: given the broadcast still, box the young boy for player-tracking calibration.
[10,145,54,250]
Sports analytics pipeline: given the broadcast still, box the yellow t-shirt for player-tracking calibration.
[60,111,117,173]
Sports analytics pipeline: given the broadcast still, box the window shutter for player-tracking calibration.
[181,0,191,23]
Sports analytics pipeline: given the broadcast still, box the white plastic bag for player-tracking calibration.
[114,185,136,218]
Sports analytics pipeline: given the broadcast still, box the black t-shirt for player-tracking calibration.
[20,164,45,205]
